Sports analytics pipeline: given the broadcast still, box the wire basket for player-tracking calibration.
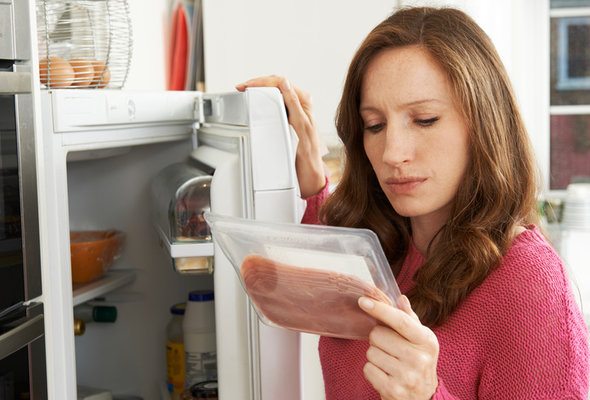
[36,0,132,89]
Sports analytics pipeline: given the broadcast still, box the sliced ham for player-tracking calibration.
[240,254,393,340]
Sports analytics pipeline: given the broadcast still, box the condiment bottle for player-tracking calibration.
[167,303,186,399]
[183,290,216,388]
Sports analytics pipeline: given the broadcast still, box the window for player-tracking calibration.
[549,1,590,189]
[555,17,590,91]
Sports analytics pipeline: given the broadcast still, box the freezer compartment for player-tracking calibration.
[151,161,214,274]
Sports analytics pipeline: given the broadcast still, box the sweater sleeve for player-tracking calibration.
[478,244,590,399]
[432,379,460,400]
[300,177,330,225]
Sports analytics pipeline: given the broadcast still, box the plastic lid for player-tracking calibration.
[92,305,117,323]
[170,302,186,315]
[189,380,218,397]
[203,212,402,340]
[188,290,214,302]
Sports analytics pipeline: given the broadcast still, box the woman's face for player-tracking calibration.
[361,46,470,226]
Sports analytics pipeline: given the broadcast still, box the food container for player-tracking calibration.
[70,230,125,284]
[36,0,132,89]
[151,162,213,274]
[204,212,401,340]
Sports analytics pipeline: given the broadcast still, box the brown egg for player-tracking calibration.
[91,60,111,88]
[39,57,75,88]
[69,58,95,87]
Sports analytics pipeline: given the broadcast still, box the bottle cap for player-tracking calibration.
[170,302,186,315]
[189,380,218,398]
[92,305,117,322]
[188,290,214,302]
[73,318,86,336]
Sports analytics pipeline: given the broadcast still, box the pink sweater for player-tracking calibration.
[302,185,590,399]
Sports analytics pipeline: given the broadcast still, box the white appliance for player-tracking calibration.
[35,88,324,399]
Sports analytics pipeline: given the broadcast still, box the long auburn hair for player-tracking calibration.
[320,7,539,327]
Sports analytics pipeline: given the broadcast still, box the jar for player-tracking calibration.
[166,303,186,399]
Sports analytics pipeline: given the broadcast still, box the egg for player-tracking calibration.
[69,59,95,87]
[39,57,75,88]
[91,60,111,88]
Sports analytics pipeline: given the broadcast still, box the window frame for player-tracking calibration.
[555,16,590,91]
[548,5,590,194]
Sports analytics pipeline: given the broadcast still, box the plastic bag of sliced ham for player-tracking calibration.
[204,212,402,339]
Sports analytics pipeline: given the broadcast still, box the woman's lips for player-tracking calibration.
[384,177,427,194]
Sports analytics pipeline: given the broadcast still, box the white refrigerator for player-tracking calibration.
[34,88,324,399]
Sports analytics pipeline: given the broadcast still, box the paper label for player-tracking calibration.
[263,245,374,285]
[185,350,217,387]
[166,341,185,393]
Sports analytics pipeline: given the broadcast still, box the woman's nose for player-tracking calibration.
[381,124,414,166]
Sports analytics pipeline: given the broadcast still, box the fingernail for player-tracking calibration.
[358,297,374,310]
[399,295,411,309]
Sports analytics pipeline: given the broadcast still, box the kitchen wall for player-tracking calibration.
[201,0,397,148]
[124,0,171,91]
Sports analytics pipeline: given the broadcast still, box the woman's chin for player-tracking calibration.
[390,204,424,218]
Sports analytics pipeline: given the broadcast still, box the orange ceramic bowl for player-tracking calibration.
[70,230,125,284]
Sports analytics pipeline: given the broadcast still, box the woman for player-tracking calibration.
[237,6,589,399]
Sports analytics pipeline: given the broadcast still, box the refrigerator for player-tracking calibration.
[35,88,325,399]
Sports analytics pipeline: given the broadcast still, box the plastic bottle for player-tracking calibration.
[183,290,217,388]
[167,303,186,400]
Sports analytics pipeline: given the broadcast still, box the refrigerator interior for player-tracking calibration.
[66,139,213,398]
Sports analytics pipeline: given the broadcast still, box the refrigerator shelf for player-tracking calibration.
[72,270,136,306]
[156,225,214,258]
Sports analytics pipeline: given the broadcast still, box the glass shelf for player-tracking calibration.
[72,270,136,306]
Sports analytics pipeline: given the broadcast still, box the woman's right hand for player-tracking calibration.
[235,76,326,198]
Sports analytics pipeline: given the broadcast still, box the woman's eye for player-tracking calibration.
[364,123,385,133]
[415,117,439,127]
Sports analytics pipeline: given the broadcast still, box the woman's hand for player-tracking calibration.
[358,295,440,400]
[236,76,326,198]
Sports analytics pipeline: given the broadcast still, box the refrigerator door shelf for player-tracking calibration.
[157,230,214,257]
[155,225,215,274]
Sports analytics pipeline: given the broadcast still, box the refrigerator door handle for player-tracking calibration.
[0,296,42,322]
[0,301,27,321]
[0,313,43,360]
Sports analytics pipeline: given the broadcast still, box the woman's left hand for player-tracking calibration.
[358,295,440,400]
